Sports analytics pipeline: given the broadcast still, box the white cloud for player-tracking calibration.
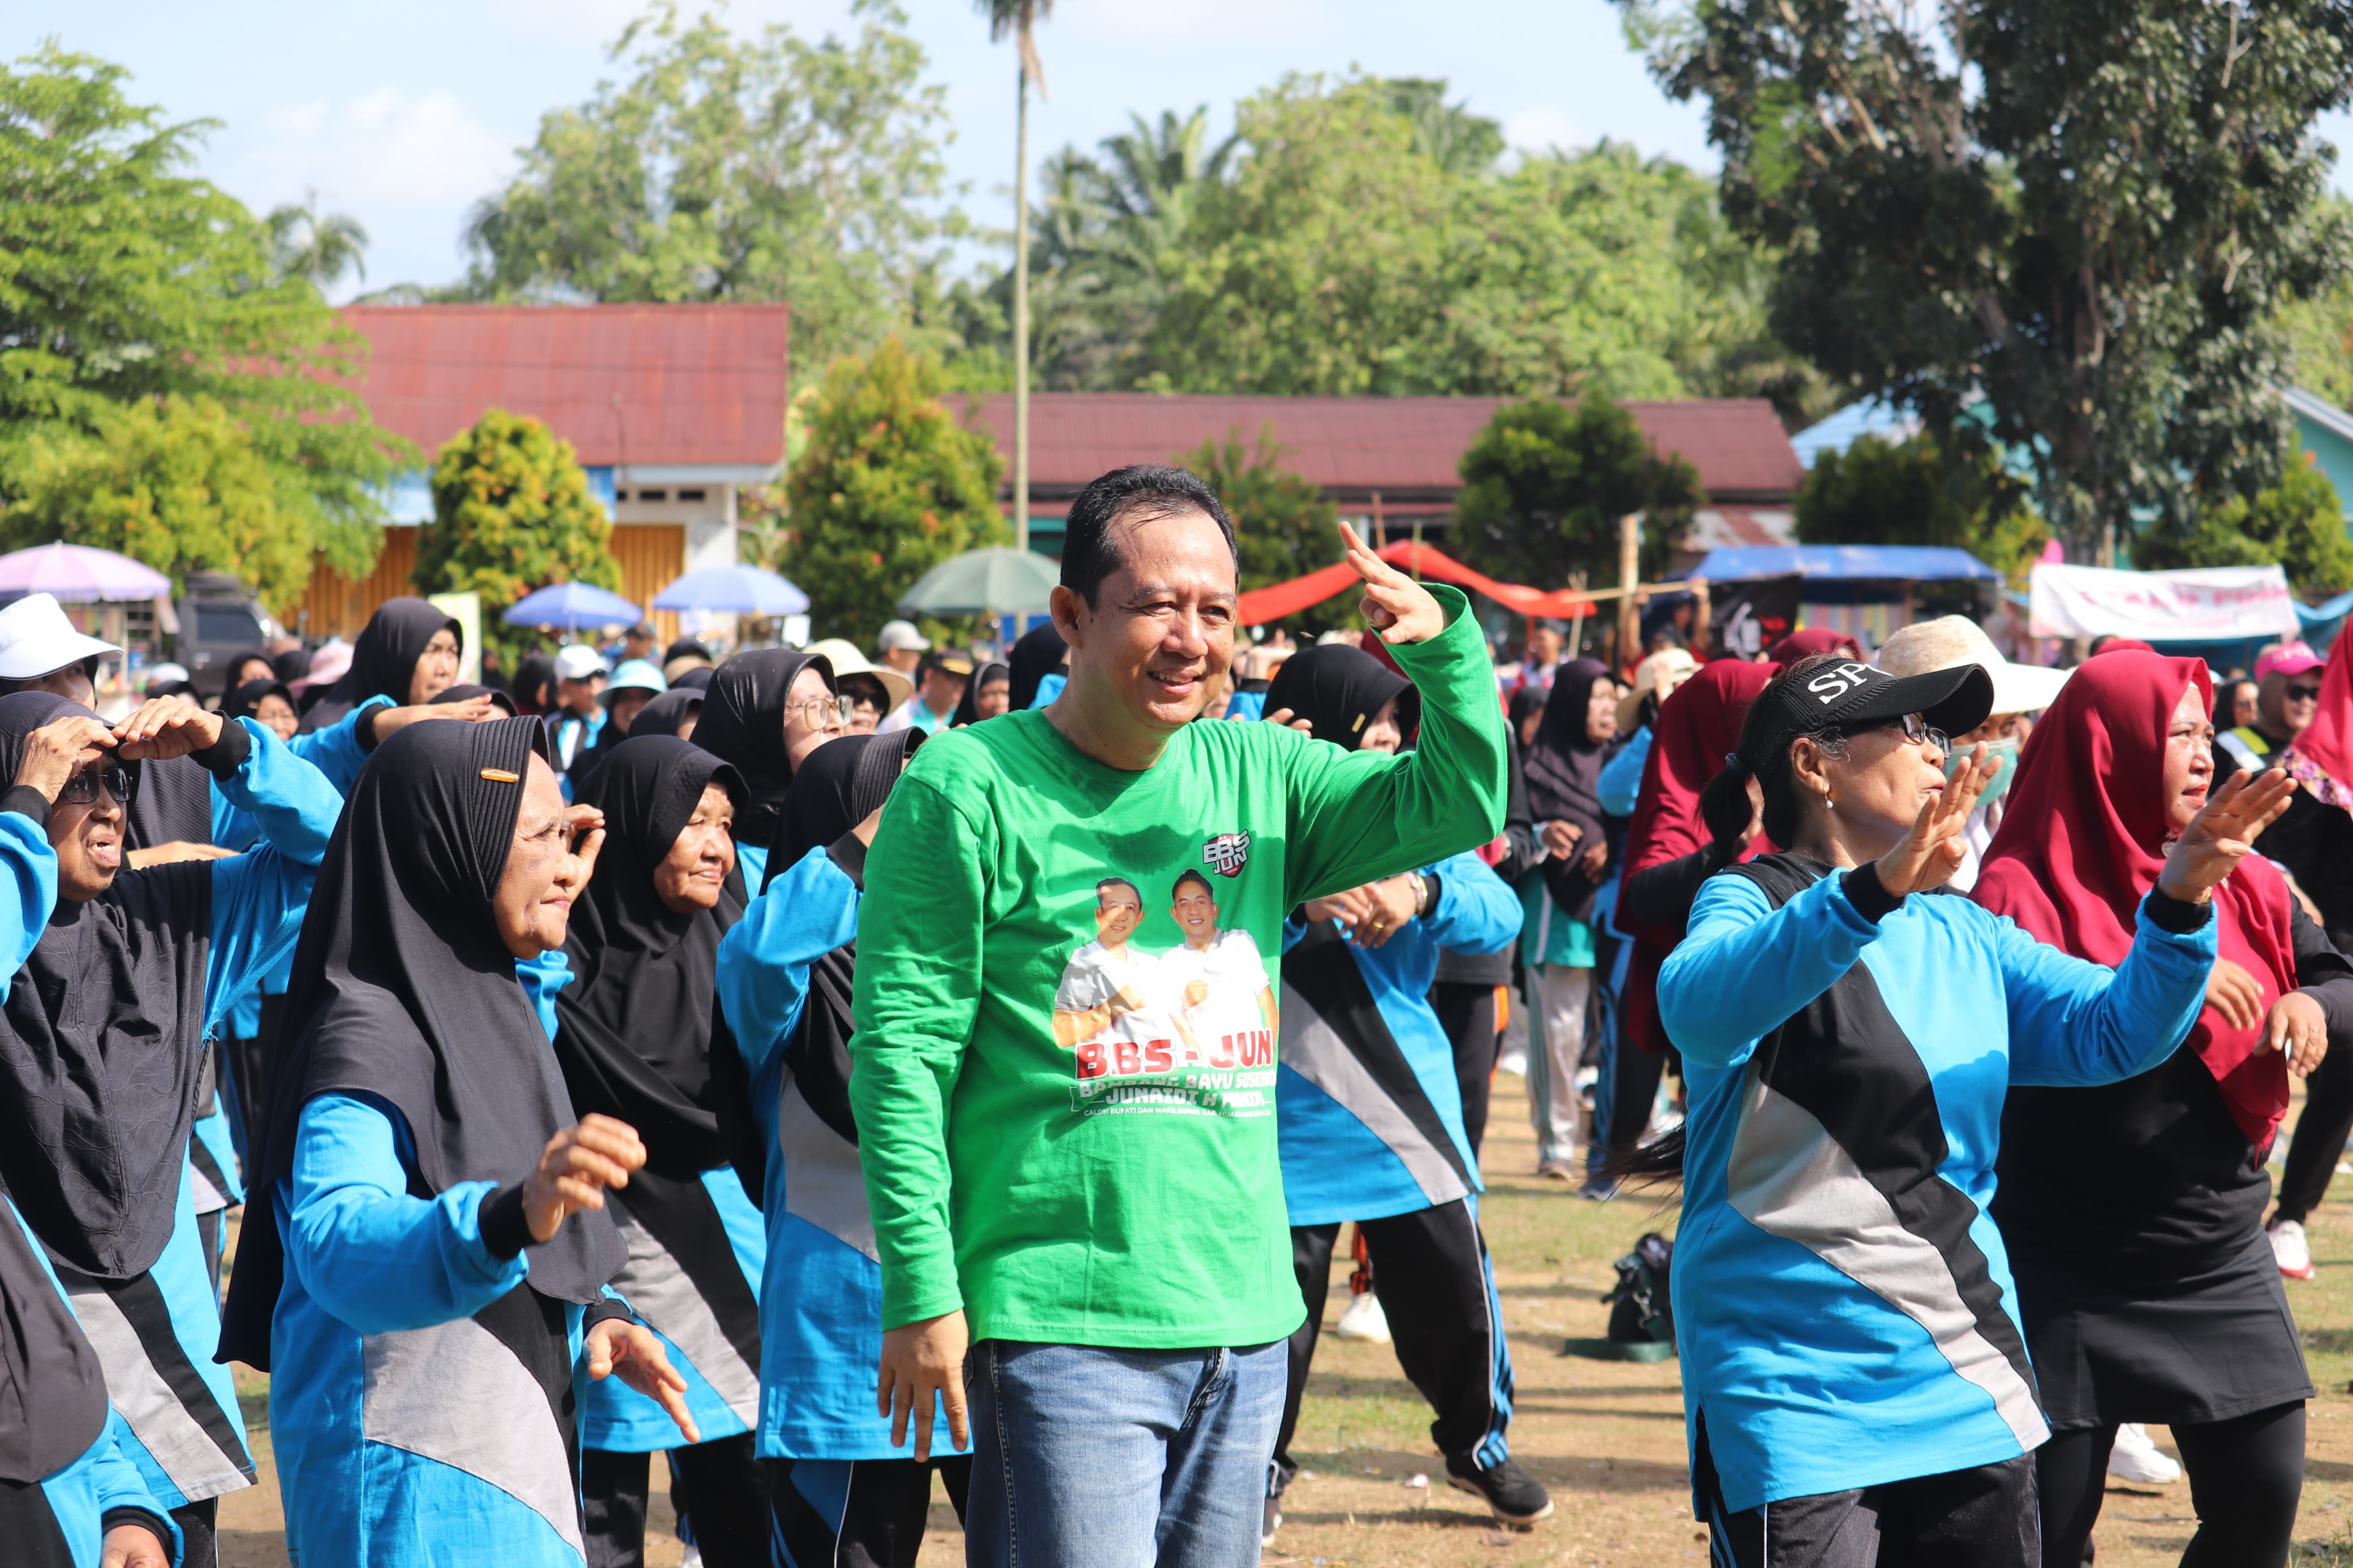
[242,87,514,210]
[1503,105,1581,154]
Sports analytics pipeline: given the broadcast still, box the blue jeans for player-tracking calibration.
[964,1338,1286,1568]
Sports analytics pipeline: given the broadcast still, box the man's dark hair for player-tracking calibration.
[1061,465,1240,607]
[1171,869,1214,901]
[1096,876,1143,908]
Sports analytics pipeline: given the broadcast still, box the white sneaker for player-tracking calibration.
[2106,1423,2180,1485]
[1333,1290,1391,1344]
[2269,1217,2316,1280]
[1497,1047,1529,1077]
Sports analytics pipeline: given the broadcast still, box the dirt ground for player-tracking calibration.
[214,1071,2353,1567]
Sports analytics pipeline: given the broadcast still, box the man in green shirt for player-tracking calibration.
[850,464,1507,1566]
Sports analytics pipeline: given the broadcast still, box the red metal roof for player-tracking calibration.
[964,392,1802,512]
[340,304,790,471]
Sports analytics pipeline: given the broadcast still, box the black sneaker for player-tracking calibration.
[1261,1494,1282,1547]
[1446,1455,1553,1526]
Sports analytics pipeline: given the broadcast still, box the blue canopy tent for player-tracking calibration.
[1687,545,2001,657]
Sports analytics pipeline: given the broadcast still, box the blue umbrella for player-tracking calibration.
[502,581,643,629]
[651,564,809,616]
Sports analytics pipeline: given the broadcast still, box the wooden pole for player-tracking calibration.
[1615,512,1641,673]
[1372,490,1386,550]
[1410,513,1422,579]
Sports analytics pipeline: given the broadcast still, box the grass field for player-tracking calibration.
[213,1070,2353,1566]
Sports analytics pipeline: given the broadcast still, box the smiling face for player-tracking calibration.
[49,767,127,902]
[490,753,589,957]
[410,629,461,705]
[1055,506,1236,741]
[255,692,299,742]
[1094,883,1143,950]
[2162,682,2216,835]
[654,783,738,913]
[1173,878,1219,948]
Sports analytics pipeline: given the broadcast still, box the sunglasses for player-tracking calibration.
[2287,684,2322,702]
[1835,712,1949,754]
[58,766,136,807]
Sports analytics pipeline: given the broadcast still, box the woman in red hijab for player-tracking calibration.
[1974,650,2346,1568]
[1599,659,1777,1183]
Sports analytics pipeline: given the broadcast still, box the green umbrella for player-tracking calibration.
[896,547,1061,616]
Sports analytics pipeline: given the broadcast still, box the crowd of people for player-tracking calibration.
[0,461,2348,1568]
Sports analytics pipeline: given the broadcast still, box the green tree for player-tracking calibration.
[781,337,1006,645]
[0,46,408,599]
[414,410,621,662]
[1,395,317,607]
[266,191,370,291]
[1174,425,1348,636]
[461,1,959,377]
[1621,0,2353,563]
[1795,434,2050,588]
[1451,397,1703,590]
[2134,461,2353,591]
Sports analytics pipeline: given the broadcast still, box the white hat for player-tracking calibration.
[1875,615,2068,716]
[802,638,913,710]
[143,663,192,690]
[876,619,930,654]
[555,644,609,682]
[1618,646,1701,732]
[0,594,120,681]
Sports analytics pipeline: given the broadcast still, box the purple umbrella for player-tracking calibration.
[0,543,174,602]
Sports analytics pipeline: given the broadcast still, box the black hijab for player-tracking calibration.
[1263,645,1416,751]
[223,678,292,724]
[300,598,460,732]
[510,653,558,717]
[693,650,835,848]
[551,740,745,1180]
[764,729,926,892]
[221,716,622,1367]
[122,748,218,853]
[433,684,518,715]
[949,662,1010,728]
[0,693,214,1282]
[270,646,313,686]
[629,688,703,740]
[1007,623,1066,712]
[670,667,715,693]
[220,651,276,694]
[0,1201,109,1483]
[1523,657,1615,920]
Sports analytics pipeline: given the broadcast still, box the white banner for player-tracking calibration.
[2028,563,2298,641]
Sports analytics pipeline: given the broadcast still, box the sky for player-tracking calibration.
[13,2,2353,304]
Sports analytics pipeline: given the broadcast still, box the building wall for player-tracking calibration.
[285,529,421,642]
[2291,413,2353,527]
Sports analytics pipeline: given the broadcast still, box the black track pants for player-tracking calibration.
[2036,1402,2305,1568]
[765,1454,971,1568]
[2276,1042,2353,1223]
[1430,980,1501,1157]
[1273,1199,1514,1493]
[582,1433,768,1568]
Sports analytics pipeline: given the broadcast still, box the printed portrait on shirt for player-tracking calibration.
[1050,865,1277,1115]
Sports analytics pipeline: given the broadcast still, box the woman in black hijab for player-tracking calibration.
[712,729,961,1560]
[692,649,839,889]
[224,677,300,742]
[219,650,277,696]
[1007,622,1067,712]
[949,662,1012,727]
[553,736,767,1567]
[221,718,695,1568]
[1517,657,1619,1178]
[510,651,559,718]
[430,683,518,715]
[629,686,703,742]
[1264,643,1417,750]
[0,687,343,1565]
[298,597,462,733]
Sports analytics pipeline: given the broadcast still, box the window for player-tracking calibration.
[193,605,265,644]
[637,488,669,502]
[613,489,630,503]
[678,488,706,502]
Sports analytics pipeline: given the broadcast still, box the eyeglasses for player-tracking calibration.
[783,696,854,727]
[2287,684,2322,702]
[58,766,136,806]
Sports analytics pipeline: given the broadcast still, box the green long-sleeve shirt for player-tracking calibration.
[847,586,1507,1346]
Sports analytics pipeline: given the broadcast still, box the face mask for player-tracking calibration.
[1946,736,2020,808]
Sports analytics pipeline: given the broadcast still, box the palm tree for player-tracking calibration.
[266,192,370,292]
[976,1,1053,551]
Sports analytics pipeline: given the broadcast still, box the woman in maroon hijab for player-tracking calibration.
[1975,651,2347,1568]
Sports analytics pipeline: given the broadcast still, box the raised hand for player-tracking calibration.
[585,1318,700,1443]
[1873,743,2002,897]
[1261,707,1316,735]
[16,715,115,801]
[110,696,222,761]
[520,1113,644,1242]
[2157,767,2295,905]
[565,804,607,882]
[373,696,504,741]
[2261,991,2329,1077]
[1338,521,1445,645]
